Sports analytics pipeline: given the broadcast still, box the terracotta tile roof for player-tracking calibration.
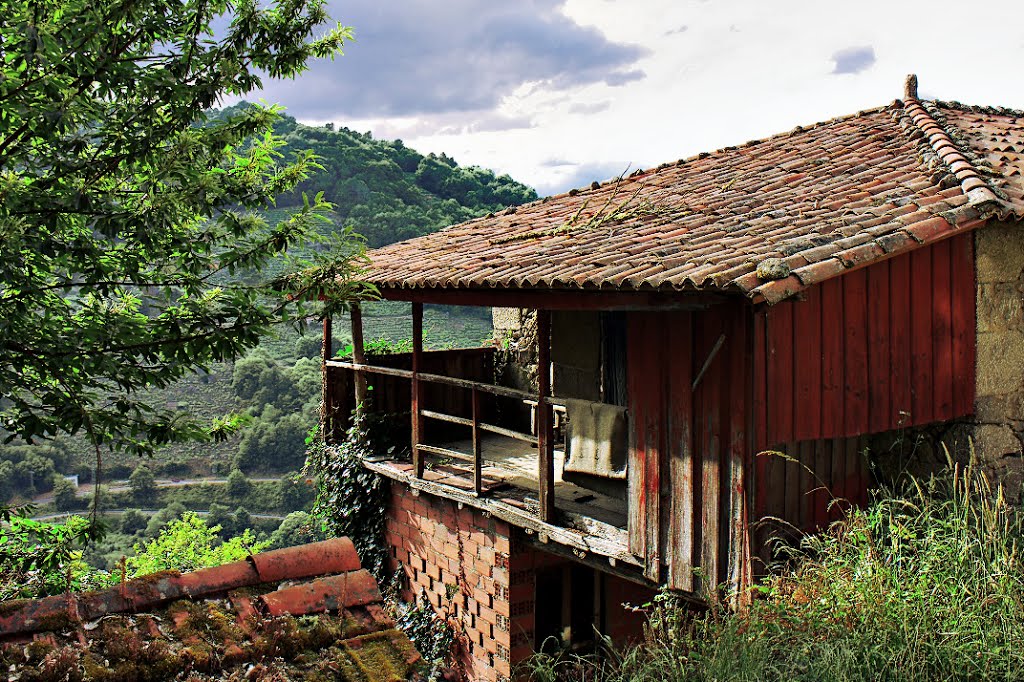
[0,538,421,681]
[364,91,1023,305]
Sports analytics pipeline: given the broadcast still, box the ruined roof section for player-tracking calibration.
[0,538,421,681]
[364,87,1022,304]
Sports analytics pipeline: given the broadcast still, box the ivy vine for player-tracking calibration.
[304,416,391,578]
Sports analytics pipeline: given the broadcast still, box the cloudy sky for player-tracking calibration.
[256,0,1024,196]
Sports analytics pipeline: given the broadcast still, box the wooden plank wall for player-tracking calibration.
[751,232,976,570]
[756,231,976,448]
[753,436,872,568]
[626,304,751,597]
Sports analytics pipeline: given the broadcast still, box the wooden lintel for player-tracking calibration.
[377,287,727,311]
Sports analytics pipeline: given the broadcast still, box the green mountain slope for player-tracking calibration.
[218,103,538,248]
[4,108,538,497]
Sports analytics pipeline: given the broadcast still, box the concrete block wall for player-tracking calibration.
[974,223,1024,497]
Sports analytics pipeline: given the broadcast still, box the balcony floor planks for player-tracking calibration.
[365,438,635,567]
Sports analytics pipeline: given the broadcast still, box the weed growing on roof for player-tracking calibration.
[521,459,1024,681]
[491,175,667,245]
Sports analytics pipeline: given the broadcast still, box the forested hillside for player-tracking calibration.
[222,102,537,248]
[1,107,536,566]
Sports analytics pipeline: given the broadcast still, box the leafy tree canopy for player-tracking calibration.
[125,512,268,577]
[0,0,368,467]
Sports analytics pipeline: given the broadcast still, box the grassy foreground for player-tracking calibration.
[524,462,1024,681]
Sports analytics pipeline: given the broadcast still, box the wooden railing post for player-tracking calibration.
[472,387,482,495]
[536,310,556,523]
[350,304,367,421]
[321,315,333,443]
[412,302,424,478]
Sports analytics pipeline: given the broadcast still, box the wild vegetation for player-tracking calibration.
[522,460,1024,682]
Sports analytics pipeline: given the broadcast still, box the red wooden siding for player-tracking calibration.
[627,304,751,596]
[756,232,976,448]
[752,233,976,566]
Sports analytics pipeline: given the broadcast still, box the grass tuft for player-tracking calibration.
[522,458,1024,681]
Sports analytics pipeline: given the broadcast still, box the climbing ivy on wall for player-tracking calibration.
[304,418,390,578]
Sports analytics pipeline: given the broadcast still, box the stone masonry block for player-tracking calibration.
[976,224,1024,284]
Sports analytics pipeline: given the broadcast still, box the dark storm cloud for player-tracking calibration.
[258,0,648,120]
[831,46,876,74]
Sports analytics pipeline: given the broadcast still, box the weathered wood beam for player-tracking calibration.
[536,309,556,524]
[472,387,483,496]
[321,315,334,443]
[412,302,424,478]
[350,305,367,421]
[363,459,641,567]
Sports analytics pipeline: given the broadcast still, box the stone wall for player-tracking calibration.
[974,222,1024,497]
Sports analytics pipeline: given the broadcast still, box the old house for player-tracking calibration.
[323,76,1024,682]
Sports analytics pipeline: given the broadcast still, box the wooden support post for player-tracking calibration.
[412,302,424,478]
[350,305,367,421]
[537,310,556,523]
[321,316,333,443]
[472,387,482,496]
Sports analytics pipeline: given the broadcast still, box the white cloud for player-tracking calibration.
[281,0,1024,196]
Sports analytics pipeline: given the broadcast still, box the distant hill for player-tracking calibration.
[215,103,538,248]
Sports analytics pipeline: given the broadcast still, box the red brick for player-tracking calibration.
[478,604,497,626]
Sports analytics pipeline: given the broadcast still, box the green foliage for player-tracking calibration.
[0,509,109,600]
[126,512,268,577]
[118,508,147,536]
[338,336,414,359]
[523,462,1024,681]
[0,0,366,464]
[305,420,388,578]
[144,502,187,538]
[234,405,310,472]
[263,121,538,249]
[226,469,252,498]
[128,464,157,505]
[51,476,80,512]
[267,510,325,550]
[397,594,455,681]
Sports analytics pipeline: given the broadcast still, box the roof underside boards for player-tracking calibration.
[363,99,1023,305]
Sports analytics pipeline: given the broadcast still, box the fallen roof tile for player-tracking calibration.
[259,570,382,618]
[249,536,361,584]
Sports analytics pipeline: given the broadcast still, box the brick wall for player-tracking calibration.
[386,481,660,681]
[386,483,514,682]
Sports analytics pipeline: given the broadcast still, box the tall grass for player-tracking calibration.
[522,461,1024,681]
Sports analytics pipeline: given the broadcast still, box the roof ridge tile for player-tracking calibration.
[901,97,1004,211]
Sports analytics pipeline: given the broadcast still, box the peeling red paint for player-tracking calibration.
[259,570,381,617]
[249,537,360,584]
